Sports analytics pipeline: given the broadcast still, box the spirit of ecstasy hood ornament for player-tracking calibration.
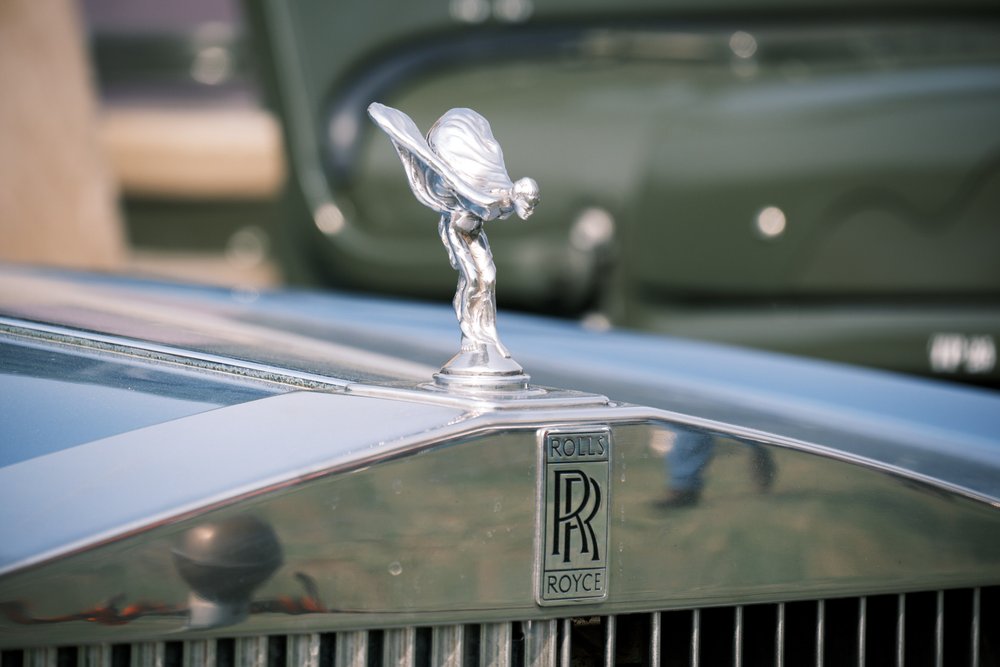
[368,103,539,390]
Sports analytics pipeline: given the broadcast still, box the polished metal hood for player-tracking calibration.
[2,369,999,646]
[2,266,1000,649]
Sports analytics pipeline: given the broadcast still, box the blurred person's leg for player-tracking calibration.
[659,432,715,507]
[0,0,124,270]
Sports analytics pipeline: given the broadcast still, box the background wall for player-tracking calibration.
[0,0,125,270]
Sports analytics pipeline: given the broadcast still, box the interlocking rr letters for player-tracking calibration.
[538,428,611,604]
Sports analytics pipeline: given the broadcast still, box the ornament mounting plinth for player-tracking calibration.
[434,343,531,391]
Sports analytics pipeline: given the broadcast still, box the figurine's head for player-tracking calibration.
[513,177,539,220]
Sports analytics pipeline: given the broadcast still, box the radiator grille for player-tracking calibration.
[2,586,997,667]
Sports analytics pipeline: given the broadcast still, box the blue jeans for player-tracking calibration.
[666,431,714,492]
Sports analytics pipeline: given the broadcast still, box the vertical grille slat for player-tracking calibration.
[131,643,165,667]
[858,597,867,667]
[25,648,57,667]
[80,645,112,667]
[335,631,367,667]
[775,602,785,667]
[479,622,511,667]
[973,587,982,667]
[182,641,215,667]
[690,608,701,667]
[602,615,616,667]
[235,637,267,667]
[383,628,415,667]
[649,611,661,667]
[815,599,825,667]
[559,619,571,667]
[431,625,464,667]
[9,585,1000,667]
[733,606,743,667]
[522,620,556,667]
[936,590,945,667]
[897,593,907,667]
[286,635,321,667]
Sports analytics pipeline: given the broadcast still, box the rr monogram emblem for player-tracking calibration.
[552,470,602,563]
[537,427,610,604]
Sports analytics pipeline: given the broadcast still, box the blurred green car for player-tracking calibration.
[116,0,1000,386]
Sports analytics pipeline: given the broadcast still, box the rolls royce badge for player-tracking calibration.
[536,427,611,605]
[368,103,539,390]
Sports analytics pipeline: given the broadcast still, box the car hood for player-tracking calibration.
[2,264,999,505]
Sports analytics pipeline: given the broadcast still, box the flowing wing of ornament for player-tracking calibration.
[367,103,499,218]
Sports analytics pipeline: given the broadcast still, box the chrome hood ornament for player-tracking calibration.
[368,103,539,390]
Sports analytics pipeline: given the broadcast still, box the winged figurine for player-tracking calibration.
[368,103,539,387]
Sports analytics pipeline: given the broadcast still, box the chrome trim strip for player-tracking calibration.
[431,625,464,667]
[0,272,441,381]
[384,627,416,667]
[650,611,662,667]
[858,597,867,667]
[0,317,351,391]
[816,599,825,667]
[734,606,743,667]
[604,615,616,667]
[235,637,267,667]
[524,619,557,667]
[896,593,906,667]
[691,608,701,667]
[481,622,512,667]
[132,643,164,667]
[182,641,215,667]
[972,588,981,667]
[776,602,785,667]
[288,634,322,667]
[336,631,368,667]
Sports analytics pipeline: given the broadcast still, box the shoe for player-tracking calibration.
[750,447,776,492]
[653,489,700,508]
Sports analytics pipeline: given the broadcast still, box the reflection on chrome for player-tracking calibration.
[654,429,777,508]
[0,516,328,632]
[2,419,999,645]
[0,573,329,631]
[173,516,283,628]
